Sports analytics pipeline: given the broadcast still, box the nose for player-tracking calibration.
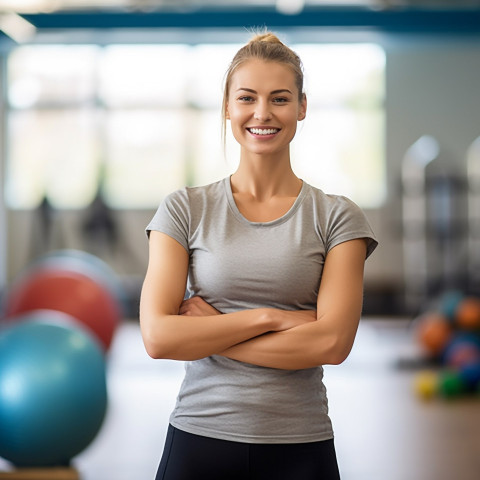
[254,100,272,122]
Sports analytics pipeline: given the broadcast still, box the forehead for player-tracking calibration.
[229,59,297,92]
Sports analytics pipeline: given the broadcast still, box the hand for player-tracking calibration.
[269,309,317,332]
[179,296,222,317]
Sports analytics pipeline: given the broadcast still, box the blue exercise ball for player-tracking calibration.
[459,361,480,391]
[439,290,464,323]
[0,313,108,467]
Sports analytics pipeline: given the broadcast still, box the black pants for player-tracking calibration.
[155,425,341,480]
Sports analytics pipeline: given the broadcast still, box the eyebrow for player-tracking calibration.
[236,88,293,95]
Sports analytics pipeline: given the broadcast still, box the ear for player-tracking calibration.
[225,104,230,120]
[298,93,307,121]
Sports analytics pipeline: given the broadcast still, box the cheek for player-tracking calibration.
[228,110,246,129]
[230,120,245,142]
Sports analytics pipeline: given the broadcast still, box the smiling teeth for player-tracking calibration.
[249,128,279,135]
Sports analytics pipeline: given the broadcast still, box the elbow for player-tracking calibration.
[140,320,174,360]
[140,311,189,360]
[145,345,164,360]
[141,322,200,361]
[144,337,186,360]
[311,334,354,366]
[325,336,354,365]
[326,351,350,366]
[143,335,170,360]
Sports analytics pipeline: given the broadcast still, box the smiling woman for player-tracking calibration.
[140,31,378,480]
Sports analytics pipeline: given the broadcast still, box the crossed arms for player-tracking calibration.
[139,231,368,370]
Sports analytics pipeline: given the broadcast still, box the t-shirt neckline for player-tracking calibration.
[223,176,308,227]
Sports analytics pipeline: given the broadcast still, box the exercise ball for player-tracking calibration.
[413,370,438,400]
[455,296,480,330]
[32,250,127,317]
[439,290,464,323]
[3,264,121,350]
[459,361,480,391]
[0,314,107,467]
[438,370,466,399]
[443,334,480,369]
[416,312,453,357]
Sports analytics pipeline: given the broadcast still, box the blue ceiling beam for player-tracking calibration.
[1,6,480,44]
[14,7,480,34]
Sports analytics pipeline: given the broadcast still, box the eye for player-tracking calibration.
[272,97,289,104]
[237,95,254,103]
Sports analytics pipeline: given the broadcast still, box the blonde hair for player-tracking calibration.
[221,31,305,146]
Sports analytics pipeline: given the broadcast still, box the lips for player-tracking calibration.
[247,127,280,135]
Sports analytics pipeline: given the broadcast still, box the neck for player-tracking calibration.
[231,150,301,200]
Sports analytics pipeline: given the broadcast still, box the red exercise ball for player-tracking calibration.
[416,313,453,357]
[3,267,120,351]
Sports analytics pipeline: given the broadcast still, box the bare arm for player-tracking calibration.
[218,239,368,369]
[139,231,314,360]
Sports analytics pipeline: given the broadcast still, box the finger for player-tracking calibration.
[178,302,190,315]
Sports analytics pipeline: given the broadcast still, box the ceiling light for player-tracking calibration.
[0,12,36,42]
[276,0,305,15]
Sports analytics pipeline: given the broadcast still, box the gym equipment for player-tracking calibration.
[439,290,464,323]
[455,296,480,330]
[31,249,127,317]
[467,136,480,293]
[459,361,480,391]
[0,314,107,467]
[443,335,480,368]
[416,312,453,357]
[413,300,480,401]
[2,255,121,351]
[402,136,468,314]
[413,371,438,400]
[402,135,440,313]
[438,370,466,399]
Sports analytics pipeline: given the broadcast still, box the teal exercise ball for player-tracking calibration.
[0,313,108,467]
[439,290,464,323]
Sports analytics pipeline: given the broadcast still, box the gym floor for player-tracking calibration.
[1,318,479,480]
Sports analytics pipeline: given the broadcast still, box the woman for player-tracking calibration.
[140,31,378,480]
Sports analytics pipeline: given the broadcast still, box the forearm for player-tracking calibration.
[141,296,317,361]
[140,308,272,361]
[219,315,359,370]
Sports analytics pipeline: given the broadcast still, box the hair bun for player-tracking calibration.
[250,32,283,45]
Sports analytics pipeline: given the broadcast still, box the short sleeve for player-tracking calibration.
[325,195,378,259]
[146,189,190,252]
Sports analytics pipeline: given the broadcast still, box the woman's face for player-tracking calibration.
[226,59,306,157]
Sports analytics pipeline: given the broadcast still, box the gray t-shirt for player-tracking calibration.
[146,176,377,444]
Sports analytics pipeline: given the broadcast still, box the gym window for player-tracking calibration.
[6,42,385,209]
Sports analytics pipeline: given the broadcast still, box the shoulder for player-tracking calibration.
[164,178,225,210]
[147,178,228,246]
[170,178,225,201]
[302,182,378,257]
[303,182,362,215]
